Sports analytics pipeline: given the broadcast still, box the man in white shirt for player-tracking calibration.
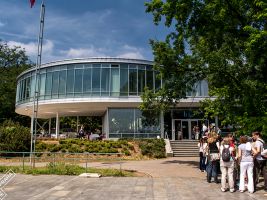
[252,131,267,191]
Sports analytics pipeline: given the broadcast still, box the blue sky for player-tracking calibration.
[0,0,169,63]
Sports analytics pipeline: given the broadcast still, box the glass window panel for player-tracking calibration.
[111,68,119,96]
[120,64,128,69]
[83,68,92,93]
[129,64,137,69]
[45,72,52,99]
[92,64,101,68]
[129,69,137,95]
[74,64,83,69]
[52,71,59,95]
[30,75,35,99]
[101,68,110,96]
[120,69,128,96]
[67,65,75,70]
[135,109,160,134]
[60,65,67,70]
[66,69,74,94]
[138,70,145,95]
[201,80,209,96]
[109,109,135,134]
[58,70,66,95]
[146,70,154,90]
[40,73,46,96]
[74,69,83,93]
[92,67,100,94]
[102,63,110,68]
[25,77,31,99]
[16,83,20,103]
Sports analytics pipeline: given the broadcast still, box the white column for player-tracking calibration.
[56,113,60,139]
[76,116,79,133]
[48,118,51,135]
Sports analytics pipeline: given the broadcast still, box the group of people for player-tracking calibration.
[198,131,267,194]
[77,125,105,140]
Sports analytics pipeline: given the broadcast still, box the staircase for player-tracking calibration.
[170,140,199,157]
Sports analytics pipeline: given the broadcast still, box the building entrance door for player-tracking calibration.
[172,119,202,140]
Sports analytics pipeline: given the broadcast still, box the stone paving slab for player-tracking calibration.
[2,175,266,200]
[1,157,267,199]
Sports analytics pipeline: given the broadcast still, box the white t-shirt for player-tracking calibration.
[255,139,264,160]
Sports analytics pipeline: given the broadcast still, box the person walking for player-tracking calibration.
[220,137,235,192]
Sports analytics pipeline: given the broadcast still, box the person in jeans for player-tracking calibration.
[220,137,235,192]
[206,132,220,183]
[238,136,256,193]
[252,131,267,191]
[198,137,207,172]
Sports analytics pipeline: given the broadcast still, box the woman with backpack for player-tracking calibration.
[238,136,257,193]
[220,137,235,192]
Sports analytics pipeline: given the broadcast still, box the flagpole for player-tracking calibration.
[30,0,45,165]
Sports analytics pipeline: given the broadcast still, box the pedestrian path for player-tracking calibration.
[2,157,267,199]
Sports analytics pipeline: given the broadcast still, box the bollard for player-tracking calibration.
[22,153,25,171]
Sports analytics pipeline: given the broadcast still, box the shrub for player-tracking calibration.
[138,138,166,158]
[0,120,30,152]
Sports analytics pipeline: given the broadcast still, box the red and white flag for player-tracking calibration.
[30,0,36,8]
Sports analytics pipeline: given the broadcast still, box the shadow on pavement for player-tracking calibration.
[161,159,199,168]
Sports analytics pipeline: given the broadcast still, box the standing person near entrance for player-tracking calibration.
[252,131,267,191]
[198,138,207,172]
[220,137,235,192]
[206,132,220,183]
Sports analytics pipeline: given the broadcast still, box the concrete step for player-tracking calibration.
[170,140,199,157]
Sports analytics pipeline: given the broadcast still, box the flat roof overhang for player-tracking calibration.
[15,97,209,118]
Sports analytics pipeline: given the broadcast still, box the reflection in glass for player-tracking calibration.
[74,69,83,93]
[120,68,128,96]
[129,69,137,95]
[83,68,91,94]
[101,68,110,96]
[138,69,145,95]
[111,68,119,96]
[92,67,100,94]
[66,69,74,94]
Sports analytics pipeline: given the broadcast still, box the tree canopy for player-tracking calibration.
[0,41,32,125]
[144,0,267,134]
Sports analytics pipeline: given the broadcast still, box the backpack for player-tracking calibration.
[222,146,231,162]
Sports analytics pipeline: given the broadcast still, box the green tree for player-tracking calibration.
[0,41,32,125]
[0,120,31,152]
[144,0,267,135]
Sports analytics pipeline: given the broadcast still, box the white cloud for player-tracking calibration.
[7,40,54,56]
[0,21,5,27]
[61,46,107,58]
[116,45,145,59]
[117,52,144,59]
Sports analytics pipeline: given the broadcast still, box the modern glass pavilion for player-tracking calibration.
[15,57,209,139]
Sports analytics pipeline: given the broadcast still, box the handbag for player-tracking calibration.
[209,152,220,161]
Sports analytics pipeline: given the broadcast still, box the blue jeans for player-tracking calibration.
[206,160,219,179]
[199,152,206,171]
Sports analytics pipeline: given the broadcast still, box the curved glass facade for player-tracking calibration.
[16,61,162,105]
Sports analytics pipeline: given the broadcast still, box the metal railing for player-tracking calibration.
[0,151,124,173]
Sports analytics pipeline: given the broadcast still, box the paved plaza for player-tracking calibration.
[1,157,267,200]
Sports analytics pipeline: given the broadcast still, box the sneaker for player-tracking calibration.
[221,188,226,192]
[240,190,244,193]
[230,189,235,193]
[248,191,254,194]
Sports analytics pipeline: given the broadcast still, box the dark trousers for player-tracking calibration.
[206,160,219,180]
[253,159,267,190]
[199,152,206,171]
